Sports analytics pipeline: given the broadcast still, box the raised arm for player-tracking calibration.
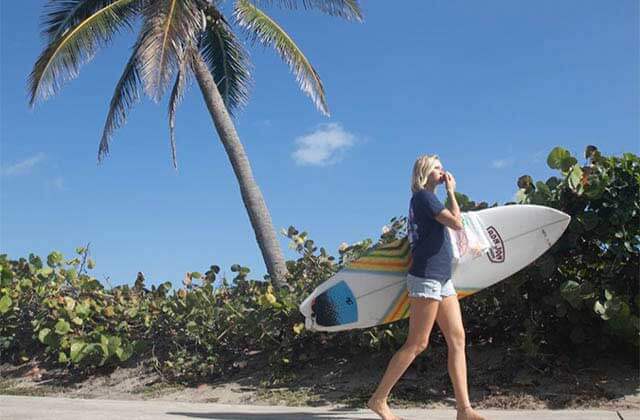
[435,172,463,230]
[435,196,463,230]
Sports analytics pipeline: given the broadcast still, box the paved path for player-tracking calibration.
[1,396,638,419]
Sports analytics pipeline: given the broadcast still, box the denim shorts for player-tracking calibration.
[406,273,456,301]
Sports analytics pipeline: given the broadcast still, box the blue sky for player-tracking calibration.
[1,1,638,288]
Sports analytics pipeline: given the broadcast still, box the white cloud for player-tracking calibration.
[1,153,46,176]
[291,123,356,166]
[491,157,515,169]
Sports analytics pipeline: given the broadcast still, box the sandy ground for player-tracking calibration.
[1,344,638,411]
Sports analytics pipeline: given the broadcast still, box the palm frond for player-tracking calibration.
[137,0,201,102]
[28,0,140,107]
[97,37,143,163]
[234,0,328,115]
[199,19,251,114]
[41,0,141,41]
[167,53,192,170]
[252,0,363,22]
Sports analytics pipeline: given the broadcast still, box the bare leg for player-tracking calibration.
[435,295,486,420]
[367,297,440,420]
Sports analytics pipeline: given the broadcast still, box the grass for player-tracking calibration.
[0,378,65,397]
[131,382,185,399]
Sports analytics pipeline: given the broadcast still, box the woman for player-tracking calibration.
[367,155,486,420]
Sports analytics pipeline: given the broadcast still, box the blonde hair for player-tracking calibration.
[411,154,440,193]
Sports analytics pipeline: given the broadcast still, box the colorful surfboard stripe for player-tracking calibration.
[382,287,411,323]
[344,238,412,273]
[381,288,481,324]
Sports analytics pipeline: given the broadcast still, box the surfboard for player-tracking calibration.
[298,204,571,332]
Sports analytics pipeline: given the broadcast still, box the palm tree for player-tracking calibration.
[28,0,363,289]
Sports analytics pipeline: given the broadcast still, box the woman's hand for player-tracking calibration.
[444,171,456,192]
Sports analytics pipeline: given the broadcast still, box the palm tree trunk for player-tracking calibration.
[190,51,289,288]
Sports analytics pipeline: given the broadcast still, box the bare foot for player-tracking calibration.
[456,405,487,420]
[367,396,402,420]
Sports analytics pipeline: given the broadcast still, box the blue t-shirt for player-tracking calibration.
[407,189,453,280]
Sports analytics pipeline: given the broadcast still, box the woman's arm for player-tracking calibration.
[435,196,463,230]
[435,172,463,230]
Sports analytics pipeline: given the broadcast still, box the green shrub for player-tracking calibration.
[460,146,639,356]
[0,249,141,367]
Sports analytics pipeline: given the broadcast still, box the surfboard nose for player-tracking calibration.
[545,205,571,222]
[511,205,572,252]
[547,207,571,236]
[522,204,571,227]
